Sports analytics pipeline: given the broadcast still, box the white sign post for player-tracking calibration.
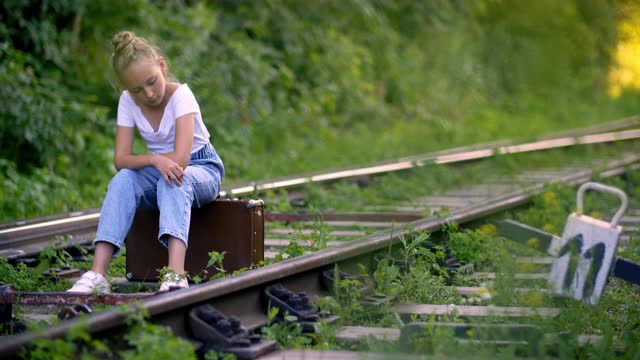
[549,182,628,305]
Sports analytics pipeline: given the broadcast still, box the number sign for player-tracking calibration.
[549,214,621,305]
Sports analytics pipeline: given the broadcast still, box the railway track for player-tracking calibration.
[1,119,640,359]
[2,117,640,261]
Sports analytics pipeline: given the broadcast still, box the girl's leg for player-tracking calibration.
[167,236,187,274]
[159,236,189,291]
[90,241,116,276]
[69,167,161,293]
[94,167,161,254]
[156,164,222,276]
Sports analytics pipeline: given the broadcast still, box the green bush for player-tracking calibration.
[1,0,638,221]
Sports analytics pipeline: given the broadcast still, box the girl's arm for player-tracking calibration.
[159,113,194,169]
[113,114,195,187]
[113,126,157,170]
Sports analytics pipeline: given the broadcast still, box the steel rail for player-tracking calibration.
[220,128,640,197]
[1,126,639,256]
[1,155,637,358]
[536,115,639,139]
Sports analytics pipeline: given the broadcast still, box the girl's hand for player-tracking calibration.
[151,155,184,187]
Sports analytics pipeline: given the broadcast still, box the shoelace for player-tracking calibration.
[163,272,185,283]
[76,274,99,286]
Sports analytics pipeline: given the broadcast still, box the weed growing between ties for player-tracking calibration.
[315,232,462,327]
[203,250,228,281]
[0,239,96,333]
[0,256,66,292]
[120,306,198,360]
[4,238,128,293]
[375,232,461,305]
[21,303,199,359]
[152,251,227,288]
[270,218,332,263]
[37,236,75,270]
[204,351,238,360]
[260,306,311,349]
[0,238,84,292]
[20,317,112,360]
[315,268,400,328]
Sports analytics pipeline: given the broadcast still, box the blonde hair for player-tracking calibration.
[111,31,162,78]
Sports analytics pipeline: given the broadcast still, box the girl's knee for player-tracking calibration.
[108,169,138,189]
[183,166,221,187]
[156,176,193,195]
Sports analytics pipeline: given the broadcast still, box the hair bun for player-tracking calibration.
[112,31,136,54]
[110,30,162,79]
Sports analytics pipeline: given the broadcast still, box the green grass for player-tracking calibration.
[3,0,640,222]
[261,141,637,215]
[0,241,76,292]
[21,305,199,360]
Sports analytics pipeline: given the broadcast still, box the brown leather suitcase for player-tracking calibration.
[124,199,264,282]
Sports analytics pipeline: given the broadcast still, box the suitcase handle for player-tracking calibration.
[576,182,628,227]
[247,199,264,208]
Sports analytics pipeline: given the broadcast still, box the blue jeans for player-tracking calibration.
[94,143,224,255]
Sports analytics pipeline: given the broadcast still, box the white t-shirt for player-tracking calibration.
[116,84,210,154]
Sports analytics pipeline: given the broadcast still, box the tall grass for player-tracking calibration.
[1,0,639,221]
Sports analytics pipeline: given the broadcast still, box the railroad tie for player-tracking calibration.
[394,304,560,318]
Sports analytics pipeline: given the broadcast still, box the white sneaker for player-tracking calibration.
[67,271,110,294]
[159,272,189,292]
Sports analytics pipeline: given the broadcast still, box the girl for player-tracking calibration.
[68,31,224,293]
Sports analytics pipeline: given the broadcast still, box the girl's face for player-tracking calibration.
[120,57,167,108]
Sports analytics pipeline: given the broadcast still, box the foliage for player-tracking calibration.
[204,351,237,360]
[317,272,399,327]
[2,0,639,223]
[0,44,110,170]
[300,219,331,250]
[205,250,227,281]
[515,174,639,236]
[20,319,112,360]
[260,306,311,349]
[121,308,197,360]
[20,303,198,359]
[0,239,84,291]
[107,250,127,278]
[272,239,306,263]
[0,159,87,220]
[37,237,74,269]
[315,233,460,328]
[374,232,460,305]
[0,256,68,292]
[444,222,513,270]
[320,186,639,354]
[270,219,332,262]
